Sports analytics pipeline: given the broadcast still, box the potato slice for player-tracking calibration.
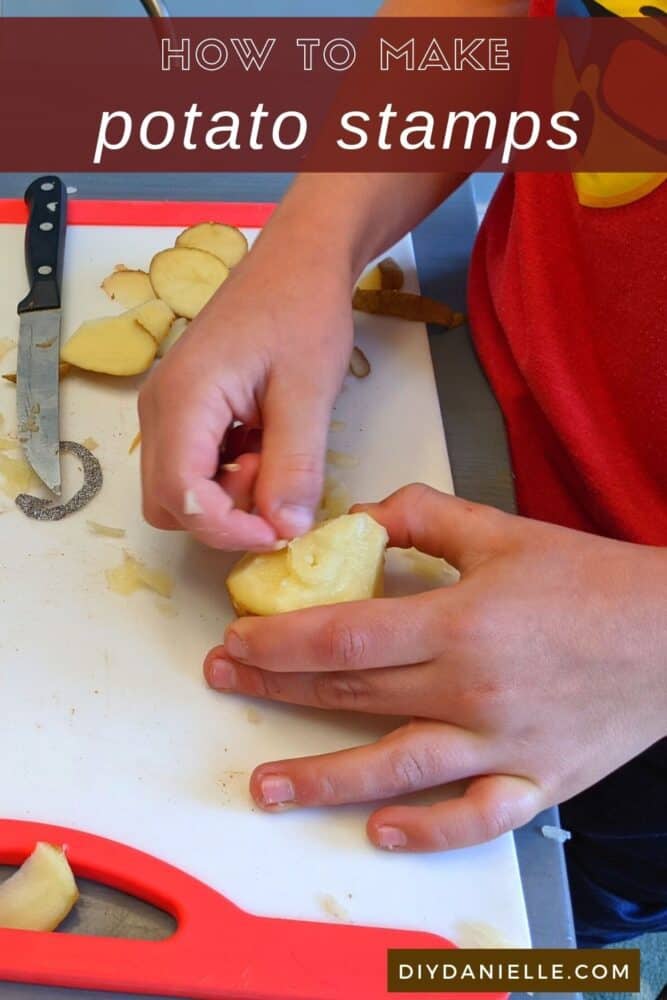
[157,317,189,358]
[61,314,157,376]
[176,222,248,269]
[227,512,388,616]
[0,842,79,932]
[130,299,175,346]
[150,247,229,319]
[101,267,154,309]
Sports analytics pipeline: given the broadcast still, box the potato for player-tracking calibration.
[226,512,388,616]
[0,842,79,932]
[157,317,189,357]
[150,246,229,319]
[61,313,157,376]
[130,298,175,346]
[101,267,154,309]
[176,222,248,268]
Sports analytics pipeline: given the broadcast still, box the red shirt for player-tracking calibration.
[468,48,666,543]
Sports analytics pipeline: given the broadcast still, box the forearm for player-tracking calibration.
[259,172,466,284]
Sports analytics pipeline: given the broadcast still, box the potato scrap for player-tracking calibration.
[4,362,72,384]
[330,420,346,432]
[82,437,99,452]
[176,222,248,269]
[0,452,38,499]
[326,449,359,469]
[87,520,126,538]
[106,552,173,599]
[62,314,157,376]
[150,246,229,320]
[101,267,154,309]
[157,317,189,358]
[0,842,79,933]
[0,337,15,362]
[352,288,464,328]
[128,430,142,454]
[348,346,371,379]
[317,476,350,522]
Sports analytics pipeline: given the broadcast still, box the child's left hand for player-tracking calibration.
[204,485,667,852]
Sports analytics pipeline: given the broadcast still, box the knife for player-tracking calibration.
[16,176,68,495]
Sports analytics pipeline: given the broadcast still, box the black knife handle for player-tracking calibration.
[17,176,68,314]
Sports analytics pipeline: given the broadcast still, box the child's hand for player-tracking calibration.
[205,485,667,851]
[138,232,353,550]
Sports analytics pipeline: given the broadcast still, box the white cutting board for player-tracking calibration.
[0,213,530,952]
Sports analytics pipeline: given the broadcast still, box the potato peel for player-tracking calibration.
[352,288,464,328]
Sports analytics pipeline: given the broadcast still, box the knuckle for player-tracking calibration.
[387,747,429,791]
[313,672,371,710]
[322,621,368,668]
[479,802,514,841]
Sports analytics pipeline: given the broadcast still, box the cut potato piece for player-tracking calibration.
[157,317,189,358]
[0,842,79,932]
[150,247,229,319]
[61,314,157,376]
[101,267,154,309]
[176,222,248,269]
[227,512,388,616]
[130,299,175,346]
[356,265,383,292]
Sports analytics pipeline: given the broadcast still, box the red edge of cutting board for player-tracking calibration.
[0,197,510,1000]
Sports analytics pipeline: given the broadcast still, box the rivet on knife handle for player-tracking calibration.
[17,176,68,314]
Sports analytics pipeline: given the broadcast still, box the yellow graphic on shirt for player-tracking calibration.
[564,0,666,207]
[573,171,666,208]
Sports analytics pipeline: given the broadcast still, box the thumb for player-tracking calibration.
[255,371,336,539]
[353,484,511,573]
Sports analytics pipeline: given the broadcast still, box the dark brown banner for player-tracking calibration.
[0,17,664,172]
[387,948,641,993]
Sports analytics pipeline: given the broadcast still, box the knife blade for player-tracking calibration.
[16,176,68,495]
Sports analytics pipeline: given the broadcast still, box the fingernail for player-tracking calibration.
[277,504,313,536]
[376,826,407,850]
[225,629,248,661]
[260,774,295,807]
[208,658,237,690]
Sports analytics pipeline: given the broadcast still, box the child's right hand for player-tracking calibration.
[138,231,354,550]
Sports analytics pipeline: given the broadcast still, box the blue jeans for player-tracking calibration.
[561,738,667,947]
